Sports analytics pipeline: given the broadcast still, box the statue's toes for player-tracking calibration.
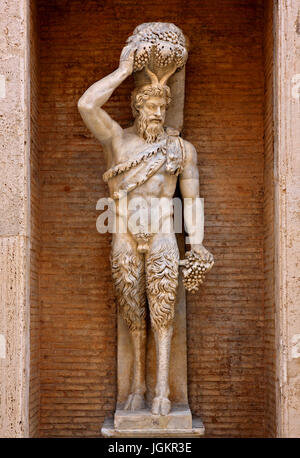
[151,396,171,416]
[124,393,145,411]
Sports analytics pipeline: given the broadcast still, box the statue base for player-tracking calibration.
[101,406,205,438]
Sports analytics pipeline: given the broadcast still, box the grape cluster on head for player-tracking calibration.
[127,23,188,73]
[182,250,214,293]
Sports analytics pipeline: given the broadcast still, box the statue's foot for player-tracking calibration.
[151,396,171,416]
[124,393,146,411]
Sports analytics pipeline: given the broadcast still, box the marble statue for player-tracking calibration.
[78,23,213,420]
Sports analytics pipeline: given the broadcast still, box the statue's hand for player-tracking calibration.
[181,246,214,293]
[191,244,214,264]
[119,43,136,75]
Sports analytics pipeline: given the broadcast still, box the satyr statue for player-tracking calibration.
[78,23,213,417]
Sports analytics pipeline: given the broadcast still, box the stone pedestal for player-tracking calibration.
[102,411,205,438]
[115,406,192,430]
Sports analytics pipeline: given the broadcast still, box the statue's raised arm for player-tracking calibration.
[77,44,136,146]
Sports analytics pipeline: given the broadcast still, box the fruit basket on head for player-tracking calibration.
[127,22,189,132]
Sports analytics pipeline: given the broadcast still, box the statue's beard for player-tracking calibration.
[136,112,164,143]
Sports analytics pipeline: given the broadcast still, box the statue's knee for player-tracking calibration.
[150,311,174,332]
[128,316,146,333]
[148,283,176,331]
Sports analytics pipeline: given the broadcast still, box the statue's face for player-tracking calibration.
[135,95,167,143]
[140,96,167,127]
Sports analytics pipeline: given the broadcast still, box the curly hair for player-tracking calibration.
[110,243,146,332]
[145,236,179,331]
[131,84,171,118]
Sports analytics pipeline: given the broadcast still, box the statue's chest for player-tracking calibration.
[111,136,148,166]
[104,135,184,200]
[133,163,176,191]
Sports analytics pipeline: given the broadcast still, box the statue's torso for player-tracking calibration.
[103,127,181,235]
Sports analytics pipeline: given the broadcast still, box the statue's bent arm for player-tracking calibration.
[77,68,128,145]
[77,45,135,146]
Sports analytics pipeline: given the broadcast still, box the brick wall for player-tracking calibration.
[263,0,276,437]
[35,0,267,437]
[29,0,41,438]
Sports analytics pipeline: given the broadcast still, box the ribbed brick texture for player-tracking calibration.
[36,0,267,437]
[263,0,276,437]
[29,0,41,438]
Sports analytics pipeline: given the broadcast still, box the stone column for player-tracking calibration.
[274,0,300,438]
[0,0,30,437]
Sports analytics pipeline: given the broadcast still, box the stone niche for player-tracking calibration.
[29,0,276,438]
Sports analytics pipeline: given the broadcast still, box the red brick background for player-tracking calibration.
[30,0,275,437]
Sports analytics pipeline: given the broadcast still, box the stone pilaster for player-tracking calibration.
[274,0,300,438]
[0,0,30,437]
